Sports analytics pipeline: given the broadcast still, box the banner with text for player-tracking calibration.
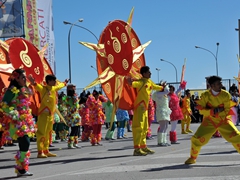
[22,0,55,73]
[0,0,24,38]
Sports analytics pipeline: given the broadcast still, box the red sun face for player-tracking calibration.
[96,20,146,110]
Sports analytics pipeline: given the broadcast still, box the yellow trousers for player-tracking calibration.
[132,106,148,149]
[181,113,191,131]
[36,112,54,152]
[189,118,240,160]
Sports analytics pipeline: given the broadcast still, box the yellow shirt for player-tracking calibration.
[34,81,66,115]
[196,89,233,120]
[182,96,192,115]
[132,78,162,110]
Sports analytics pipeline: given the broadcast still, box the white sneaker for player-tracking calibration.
[73,144,81,148]
[17,171,33,177]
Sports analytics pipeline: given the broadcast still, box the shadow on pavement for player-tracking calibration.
[0,154,132,170]
[141,164,193,172]
[200,150,237,155]
[0,176,19,180]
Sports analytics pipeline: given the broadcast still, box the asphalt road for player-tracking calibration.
[1,123,240,180]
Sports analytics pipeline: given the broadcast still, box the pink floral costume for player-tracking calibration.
[86,94,107,145]
[79,103,91,141]
[147,97,155,138]
[0,86,35,174]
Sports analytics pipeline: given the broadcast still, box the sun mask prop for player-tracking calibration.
[79,8,151,128]
[0,38,53,89]
[80,8,151,108]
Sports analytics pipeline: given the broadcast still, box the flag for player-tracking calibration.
[180,58,187,83]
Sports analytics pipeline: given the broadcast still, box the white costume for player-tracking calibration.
[152,86,172,146]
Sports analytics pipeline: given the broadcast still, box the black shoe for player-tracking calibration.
[8,143,16,146]
[49,144,55,147]
[171,141,180,144]
[17,171,33,177]
[128,130,132,132]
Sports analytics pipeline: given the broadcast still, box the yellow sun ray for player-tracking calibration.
[132,41,151,63]
[84,67,115,90]
[79,41,105,57]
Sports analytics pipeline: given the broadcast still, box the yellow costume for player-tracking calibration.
[181,96,192,134]
[132,78,162,155]
[34,81,66,157]
[185,89,240,164]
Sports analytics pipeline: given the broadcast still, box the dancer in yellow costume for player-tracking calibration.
[181,89,193,134]
[128,66,163,156]
[28,74,69,158]
[185,76,240,164]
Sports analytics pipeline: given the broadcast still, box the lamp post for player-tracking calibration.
[90,65,97,72]
[235,19,240,62]
[160,59,178,82]
[91,65,102,93]
[155,68,160,83]
[195,43,220,76]
[63,18,84,83]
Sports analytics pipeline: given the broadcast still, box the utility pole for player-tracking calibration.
[237,19,240,58]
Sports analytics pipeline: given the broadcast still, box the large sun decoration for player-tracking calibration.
[79,8,151,126]
[80,9,151,110]
[0,38,53,91]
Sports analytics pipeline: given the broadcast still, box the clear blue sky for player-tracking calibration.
[52,0,240,90]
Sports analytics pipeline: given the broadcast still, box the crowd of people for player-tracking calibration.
[1,66,240,177]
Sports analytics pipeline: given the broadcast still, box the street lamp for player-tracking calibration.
[160,59,178,82]
[195,43,220,76]
[90,65,97,72]
[155,68,160,83]
[235,19,240,61]
[63,18,84,83]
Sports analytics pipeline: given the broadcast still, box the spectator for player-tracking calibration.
[229,83,238,94]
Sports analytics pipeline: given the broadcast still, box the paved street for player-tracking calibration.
[1,123,240,180]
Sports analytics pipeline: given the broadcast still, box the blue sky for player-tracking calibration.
[52,0,240,90]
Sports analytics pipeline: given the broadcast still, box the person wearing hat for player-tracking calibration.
[181,89,193,134]
[185,75,240,164]
[28,74,69,158]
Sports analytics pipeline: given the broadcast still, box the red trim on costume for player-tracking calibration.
[134,100,147,110]
[38,107,52,115]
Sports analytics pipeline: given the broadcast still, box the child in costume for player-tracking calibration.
[58,95,68,141]
[147,96,155,139]
[116,108,129,139]
[127,66,163,156]
[64,84,81,149]
[103,99,117,140]
[181,89,193,134]
[79,96,91,142]
[185,76,240,164]
[168,81,186,144]
[1,69,34,177]
[152,83,172,146]
[127,109,133,132]
[86,90,107,146]
[28,74,68,158]
[49,107,60,147]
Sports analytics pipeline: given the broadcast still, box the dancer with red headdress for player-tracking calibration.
[1,69,35,177]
